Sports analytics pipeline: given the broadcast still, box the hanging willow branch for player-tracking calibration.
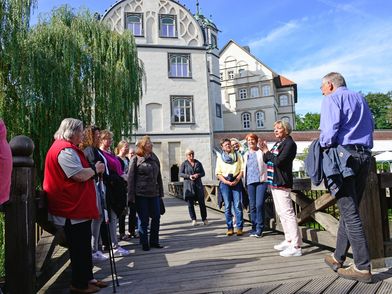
[0,4,143,183]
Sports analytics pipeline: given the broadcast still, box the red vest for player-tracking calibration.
[43,140,99,219]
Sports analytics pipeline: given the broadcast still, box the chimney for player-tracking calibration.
[243,46,250,53]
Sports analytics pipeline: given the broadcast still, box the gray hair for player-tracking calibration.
[322,72,347,88]
[274,120,292,135]
[54,118,83,140]
[185,148,194,155]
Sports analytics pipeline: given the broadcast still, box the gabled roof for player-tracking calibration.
[219,40,277,76]
[274,75,298,103]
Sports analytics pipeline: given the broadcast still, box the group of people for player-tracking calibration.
[38,71,374,292]
[43,119,164,293]
[214,121,302,258]
[180,72,375,283]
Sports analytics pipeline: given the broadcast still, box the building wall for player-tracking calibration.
[103,0,222,183]
[220,41,296,131]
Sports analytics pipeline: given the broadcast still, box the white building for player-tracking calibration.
[102,0,223,183]
[219,40,297,131]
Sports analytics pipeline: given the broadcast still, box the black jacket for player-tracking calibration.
[263,136,297,188]
[128,152,164,203]
[179,159,205,200]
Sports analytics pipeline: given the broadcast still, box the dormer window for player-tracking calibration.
[159,15,177,38]
[125,13,143,37]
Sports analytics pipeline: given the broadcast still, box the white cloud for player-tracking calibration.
[248,20,301,49]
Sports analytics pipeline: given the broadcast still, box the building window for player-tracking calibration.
[279,95,289,106]
[125,13,143,36]
[250,86,259,98]
[228,70,234,79]
[239,88,247,99]
[238,68,245,77]
[168,54,191,78]
[159,15,177,38]
[255,111,265,128]
[171,96,193,123]
[220,72,223,81]
[281,116,290,123]
[216,103,222,118]
[262,85,270,96]
[242,112,251,129]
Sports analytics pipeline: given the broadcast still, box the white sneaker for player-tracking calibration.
[274,240,290,251]
[192,220,198,226]
[203,220,208,226]
[92,250,108,262]
[279,245,302,257]
[113,245,130,257]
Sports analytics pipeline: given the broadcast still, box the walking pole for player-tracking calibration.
[97,178,120,292]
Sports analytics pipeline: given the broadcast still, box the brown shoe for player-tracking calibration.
[89,280,108,288]
[70,283,100,293]
[337,264,372,283]
[236,229,243,236]
[226,229,234,236]
[324,254,342,272]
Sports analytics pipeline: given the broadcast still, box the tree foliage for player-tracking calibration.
[0,3,143,180]
[295,113,320,131]
[365,92,392,129]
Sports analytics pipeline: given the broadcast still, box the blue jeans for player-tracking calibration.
[220,182,243,229]
[334,148,371,271]
[247,182,268,235]
[136,196,161,246]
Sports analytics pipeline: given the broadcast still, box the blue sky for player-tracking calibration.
[31,0,392,115]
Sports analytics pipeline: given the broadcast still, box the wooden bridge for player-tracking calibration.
[39,196,392,294]
[4,136,392,294]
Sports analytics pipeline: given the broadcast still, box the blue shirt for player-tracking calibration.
[319,87,374,149]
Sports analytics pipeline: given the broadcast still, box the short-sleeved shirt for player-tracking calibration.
[49,148,89,226]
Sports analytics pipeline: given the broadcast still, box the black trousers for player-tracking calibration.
[64,219,94,289]
[119,202,138,235]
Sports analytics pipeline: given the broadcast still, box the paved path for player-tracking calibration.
[40,196,392,293]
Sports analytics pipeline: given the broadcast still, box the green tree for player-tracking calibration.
[0,4,143,178]
[295,113,320,131]
[365,92,392,129]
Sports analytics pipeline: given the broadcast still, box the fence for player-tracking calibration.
[169,158,392,262]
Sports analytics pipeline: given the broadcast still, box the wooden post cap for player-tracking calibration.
[9,135,35,167]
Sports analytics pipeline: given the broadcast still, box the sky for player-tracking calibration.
[31,0,392,115]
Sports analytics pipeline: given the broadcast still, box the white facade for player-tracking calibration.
[102,0,222,184]
[219,40,297,131]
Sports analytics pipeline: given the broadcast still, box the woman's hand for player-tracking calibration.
[95,161,105,174]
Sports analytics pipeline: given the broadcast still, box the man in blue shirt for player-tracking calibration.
[320,72,374,283]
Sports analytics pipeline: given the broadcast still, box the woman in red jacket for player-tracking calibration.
[43,118,106,293]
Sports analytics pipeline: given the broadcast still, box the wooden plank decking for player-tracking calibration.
[39,196,392,294]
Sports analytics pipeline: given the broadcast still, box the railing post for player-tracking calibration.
[5,135,35,293]
[360,157,385,259]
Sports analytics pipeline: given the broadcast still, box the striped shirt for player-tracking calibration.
[267,143,280,188]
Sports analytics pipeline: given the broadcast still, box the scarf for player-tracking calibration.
[221,150,238,164]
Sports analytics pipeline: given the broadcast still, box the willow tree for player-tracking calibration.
[1,5,143,180]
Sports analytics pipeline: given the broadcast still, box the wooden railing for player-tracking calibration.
[168,158,392,261]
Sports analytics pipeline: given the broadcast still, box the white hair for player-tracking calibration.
[54,118,83,140]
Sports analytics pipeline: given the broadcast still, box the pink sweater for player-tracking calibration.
[0,120,12,205]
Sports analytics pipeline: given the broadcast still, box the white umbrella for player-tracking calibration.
[375,151,392,162]
[293,158,305,172]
